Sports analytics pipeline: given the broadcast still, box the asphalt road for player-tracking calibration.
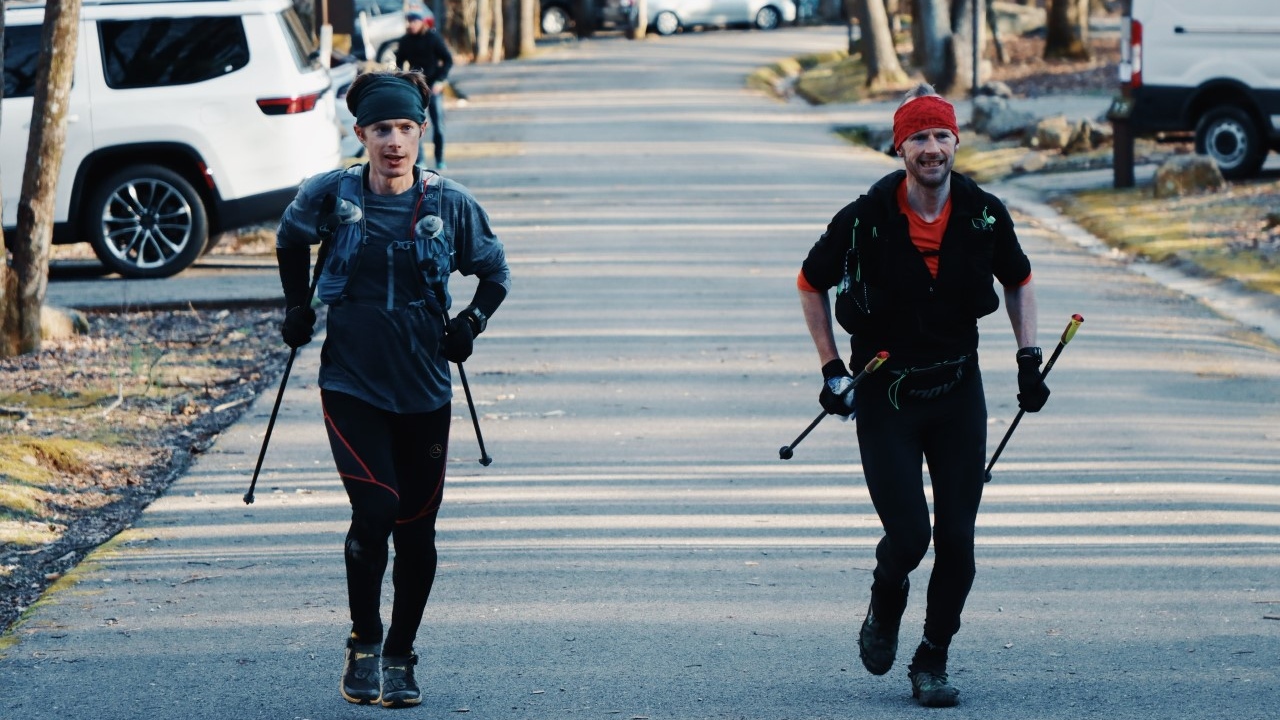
[12,26,1280,720]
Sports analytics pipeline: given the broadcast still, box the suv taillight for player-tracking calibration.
[257,91,321,115]
[1119,17,1142,89]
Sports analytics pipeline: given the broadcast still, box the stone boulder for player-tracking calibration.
[1063,119,1113,155]
[1152,155,1226,198]
[972,95,1036,141]
[1013,152,1050,174]
[1026,115,1075,151]
[41,306,90,341]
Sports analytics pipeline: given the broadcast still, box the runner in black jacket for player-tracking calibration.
[797,84,1049,708]
[394,11,453,170]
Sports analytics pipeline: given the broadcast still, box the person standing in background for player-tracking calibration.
[395,9,453,171]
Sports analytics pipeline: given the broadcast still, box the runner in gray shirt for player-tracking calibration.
[274,70,510,709]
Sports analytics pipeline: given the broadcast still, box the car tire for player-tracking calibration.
[755,6,781,30]
[1194,105,1267,179]
[653,11,680,36]
[542,5,571,36]
[84,164,208,279]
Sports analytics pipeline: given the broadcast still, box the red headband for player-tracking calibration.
[892,95,959,150]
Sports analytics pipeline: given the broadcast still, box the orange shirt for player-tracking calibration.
[897,180,950,279]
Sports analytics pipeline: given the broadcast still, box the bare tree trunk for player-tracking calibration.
[0,7,15,357]
[491,0,505,62]
[948,0,989,95]
[858,0,910,91]
[476,0,492,62]
[915,0,950,87]
[447,0,477,60]
[986,0,1007,64]
[8,0,82,356]
[1045,0,1091,60]
[519,0,536,56]
[631,0,648,39]
[502,0,519,61]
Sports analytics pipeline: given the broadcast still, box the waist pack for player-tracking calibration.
[887,355,973,408]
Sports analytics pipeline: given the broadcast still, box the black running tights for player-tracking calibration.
[854,368,987,647]
[321,389,449,657]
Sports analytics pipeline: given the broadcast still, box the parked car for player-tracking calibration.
[330,56,364,159]
[609,0,796,36]
[353,0,414,66]
[1121,0,1280,178]
[2,0,341,278]
[539,0,628,36]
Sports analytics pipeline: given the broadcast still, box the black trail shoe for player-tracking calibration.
[380,653,422,708]
[858,603,900,675]
[858,578,908,676]
[340,638,382,705]
[910,669,960,708]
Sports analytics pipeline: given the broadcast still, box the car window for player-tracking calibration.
[278,7,320,72]
[3,25,45,98]
[98,17,250,89]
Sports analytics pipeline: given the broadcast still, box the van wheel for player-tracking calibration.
[84,164,208,279]
[1195,106,1266,179]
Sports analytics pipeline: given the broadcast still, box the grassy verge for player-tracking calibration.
[1050,184,1280,296]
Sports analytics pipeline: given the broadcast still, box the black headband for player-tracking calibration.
[354,76,426,127]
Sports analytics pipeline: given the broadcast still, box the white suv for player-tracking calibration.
[2,0,342,278]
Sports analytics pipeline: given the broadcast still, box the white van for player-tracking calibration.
[2,0,342,278]
[1120,0,1280,178]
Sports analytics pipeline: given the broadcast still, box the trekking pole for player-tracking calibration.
[456,362,493,466]
[779,350,889,460]
[985,314,1084,482]
[417,214,494,467]
[244,196,346,505]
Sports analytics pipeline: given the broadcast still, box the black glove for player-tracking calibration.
[281,304,316,348]
[441,314,475,363]
[1016,346,1050,412]
[819,359,856,416]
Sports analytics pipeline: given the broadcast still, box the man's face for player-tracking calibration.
[407,18,425,33]
[355,118,426,179]
[898,128,957,189]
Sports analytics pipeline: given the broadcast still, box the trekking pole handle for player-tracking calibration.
[986,314,1084,482]
[855,350,890,380]
[778,350,889,460]
[1040,314,1084,380]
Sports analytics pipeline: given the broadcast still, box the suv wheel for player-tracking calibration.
[653,11,680,36]
[1195,105,1266,179]
[755,6,781,30]
[85,164,209,279]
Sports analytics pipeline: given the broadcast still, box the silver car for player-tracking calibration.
[623,0,797,36]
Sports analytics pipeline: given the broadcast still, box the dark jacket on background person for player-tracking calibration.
[801,169,1031,369]
[395,30,452,84]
